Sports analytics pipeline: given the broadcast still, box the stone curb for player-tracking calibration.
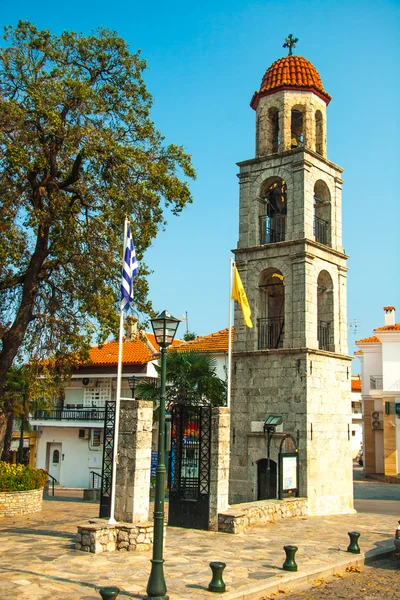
[215,541,395,600]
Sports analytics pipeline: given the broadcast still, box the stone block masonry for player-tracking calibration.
[76,520,156,553]
[218,497,308,534]
[0,488,43,517]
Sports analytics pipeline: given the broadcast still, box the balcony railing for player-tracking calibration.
[318,321,331,351]
[33,408,105,421]
[314,216,330,245]
[370,376,383,390]
[258,317,284,349]
[259,215,286,244]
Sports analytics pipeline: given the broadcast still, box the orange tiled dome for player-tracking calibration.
[250,55,331,109]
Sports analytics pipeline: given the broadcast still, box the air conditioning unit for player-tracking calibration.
[78,429,90,439]
[371,411,383,430]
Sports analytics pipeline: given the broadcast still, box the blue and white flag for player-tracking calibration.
[120,222,139,312]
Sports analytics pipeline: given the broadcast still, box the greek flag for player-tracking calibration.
[120,222,138,312]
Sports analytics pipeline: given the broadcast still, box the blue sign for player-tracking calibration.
[151,450,158,476]
[395,403,400,416]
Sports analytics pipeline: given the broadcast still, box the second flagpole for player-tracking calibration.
[227,257,234,409]
[108,218,128,525]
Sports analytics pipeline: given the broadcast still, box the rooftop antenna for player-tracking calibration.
[348,319,359,335]
[283,34,299,56]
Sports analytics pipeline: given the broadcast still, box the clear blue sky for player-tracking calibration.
[2,0,399,365]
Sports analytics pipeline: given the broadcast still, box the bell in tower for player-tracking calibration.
[230,36,354,517]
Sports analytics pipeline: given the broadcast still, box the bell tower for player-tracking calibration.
[230,39,354,516]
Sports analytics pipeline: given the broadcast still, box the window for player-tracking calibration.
[259,178,287,244]
[315,110,323,155]
[317,270,334,351]
[258,268,285,349]
[291,109,304,148]
[314,180,331,246]
[52,449,60,464]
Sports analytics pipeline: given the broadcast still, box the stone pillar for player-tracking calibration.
[115,399,153,523]
[208,407,231,531]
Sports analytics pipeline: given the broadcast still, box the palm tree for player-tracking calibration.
[136,350,226,410]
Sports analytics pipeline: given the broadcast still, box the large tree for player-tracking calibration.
[0,22,195,444]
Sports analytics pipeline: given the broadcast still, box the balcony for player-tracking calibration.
[259,215,286,244]
[31,408,106,425]
[318,321,331,351]
[370,376,383,390]
[258,317,284,349]
[314,216,330,245]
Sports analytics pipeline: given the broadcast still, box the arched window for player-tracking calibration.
[259,177,287,244]
[267,107,279,153]
[291,109,304,148]
[258,268,285,349]
[314,180,331,246]
[317,271,334,351]
[315,110,323,155]
[52,449,60,464]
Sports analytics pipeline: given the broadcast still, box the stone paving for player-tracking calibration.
[0,496,397,600]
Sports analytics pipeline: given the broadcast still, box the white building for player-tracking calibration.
[356,306,400,477]
[31,326,182,488]
[351,375,363,459]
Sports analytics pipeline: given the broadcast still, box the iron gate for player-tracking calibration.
[168,404,211,530]
[99,400,116,518]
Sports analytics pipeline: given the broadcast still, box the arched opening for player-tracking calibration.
[52,449,60,464]
[257,458,277,500]
[266,107,279,153]
[315,110,323,155]
[314,180,331,246]
[258,268,285,349]
[317,270,334,351]
[291,108,304,148]
[259,177,287,244]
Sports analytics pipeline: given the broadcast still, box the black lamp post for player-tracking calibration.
[128,376,138,399]
[263,415,283,499]
[17,391,27,465]
[146,310,180,600]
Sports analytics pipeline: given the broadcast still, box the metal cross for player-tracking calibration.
[283,34,299,56]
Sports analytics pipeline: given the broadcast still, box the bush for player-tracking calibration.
[0,462,48,492]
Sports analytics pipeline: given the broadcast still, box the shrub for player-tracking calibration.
[0,462,48,492]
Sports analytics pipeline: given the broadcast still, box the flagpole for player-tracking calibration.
[108,218,128,525]
[227,257,234,409]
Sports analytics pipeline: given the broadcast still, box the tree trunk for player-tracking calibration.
[1,412,14,462]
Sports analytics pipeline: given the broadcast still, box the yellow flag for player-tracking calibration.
[231,264,253,328]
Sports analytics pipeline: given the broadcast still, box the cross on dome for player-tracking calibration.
[283,34,299,56]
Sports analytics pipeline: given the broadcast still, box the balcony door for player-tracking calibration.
[48,442,62,483]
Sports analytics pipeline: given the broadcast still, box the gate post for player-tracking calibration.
[115,399,153,523]
[209,407,231,531]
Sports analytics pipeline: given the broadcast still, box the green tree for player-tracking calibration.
[0,22,195,444]
[137,350,227,410]
[183,331,197,342]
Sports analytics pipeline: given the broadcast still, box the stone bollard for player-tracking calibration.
[208,561,226,593]
[283,545,298,571]
[99,586,120,599]
[347,531,361,554]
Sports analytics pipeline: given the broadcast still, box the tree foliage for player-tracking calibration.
[136,350,227,410]
[0,22,195,408]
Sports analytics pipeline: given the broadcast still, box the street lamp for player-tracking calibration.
[128,376,138,399]
[146,310,180,600]
[264,415,283,499]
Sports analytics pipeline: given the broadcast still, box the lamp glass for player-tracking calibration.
[151,310,180,346]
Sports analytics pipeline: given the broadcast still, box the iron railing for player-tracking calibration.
[43,471,57,496]
[318,321,331,351]
[314,216,330,245]
[90,471,103,489]
[33,408,105,421]
[258,317,284,349]
[259,215,286,244]
[370,376,383,390]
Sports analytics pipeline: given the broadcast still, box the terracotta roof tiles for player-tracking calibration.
[355,335,381,344]
[374,323,400,332]
[171,328,234,353]
[251,55,331,110]
[88,337,155,366]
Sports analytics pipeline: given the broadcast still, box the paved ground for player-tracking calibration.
[281,554,400,599]
[0,494,397,600]
[353,464,400,516]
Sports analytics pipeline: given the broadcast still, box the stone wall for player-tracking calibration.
[218,498,308,534]
[76,521,154,553]
[0,488,43,518]
[208,407,230,531]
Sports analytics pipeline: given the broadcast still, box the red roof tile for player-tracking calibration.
[88,337,156,366]
[250,55,331,110]
[146,333,184,352]
[171,328,234,353]
[355,335,381,344]
[374,323,400,332]
[351,376,362,392]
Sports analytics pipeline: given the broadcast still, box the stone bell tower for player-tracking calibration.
[229,40,354,516]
